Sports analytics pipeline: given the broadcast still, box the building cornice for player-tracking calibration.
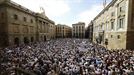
[72,22,85,26]
[93,0,117,21]
[1,0,55,24]
[5,0,36,16]
[56,24,71,28]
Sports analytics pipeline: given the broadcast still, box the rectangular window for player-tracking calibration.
[23,17,27,22]
[111,21,114,30]
[117,35,120,39]
[111,35,113,38]
[31,19,33,23]
[82,26,84,29]
[14,14,18,20]
[120,7,122,12]
[119,18,124,28]
[111,12,115,17]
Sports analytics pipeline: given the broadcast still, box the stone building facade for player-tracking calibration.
[93,0,134,49]
[36,13,55,42]
[56,24,72,38]
[72,22,85,38]
[0,0,55,47]
[49,22,56,39]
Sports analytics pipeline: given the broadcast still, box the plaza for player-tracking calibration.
[0,38,134,75]
[0,0,134,75]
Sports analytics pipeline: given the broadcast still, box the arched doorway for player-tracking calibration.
[44,36,46,41]
[14,37,19,46]
[24,37,29,44]
[31,37,34,42]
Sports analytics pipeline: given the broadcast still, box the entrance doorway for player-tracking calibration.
[31,37,34,42]
[44,36,46,41]
[98,32,104,44]
[14,37,19,46]
[24,37,29,44]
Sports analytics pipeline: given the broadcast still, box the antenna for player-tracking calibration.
[103,0,107,8]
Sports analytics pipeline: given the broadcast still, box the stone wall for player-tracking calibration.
[106,32,126,49]
[6,5,36,45]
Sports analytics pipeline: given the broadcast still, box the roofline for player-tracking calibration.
[5,0,36,16]
[1,0,55,24]
[36,13,55,24]
[72,22,85,25]
[56,24,71,28]
[93,0,117,21]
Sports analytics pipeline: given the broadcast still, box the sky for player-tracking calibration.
[11,0,112,27]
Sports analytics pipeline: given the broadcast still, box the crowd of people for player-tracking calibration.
[0,38,134,75]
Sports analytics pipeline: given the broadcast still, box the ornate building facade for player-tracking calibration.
[72,22,85,38]
[0,0,55,47]
[56,24,72,38]
[93,0,134,49]
[36,13,55,42]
